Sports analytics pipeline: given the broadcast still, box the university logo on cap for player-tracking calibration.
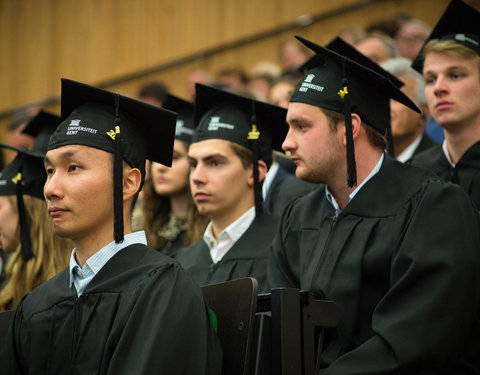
[299,74,325,93]
[207,116,235,132]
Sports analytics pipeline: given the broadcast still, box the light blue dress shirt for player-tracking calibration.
[69,231,147,296]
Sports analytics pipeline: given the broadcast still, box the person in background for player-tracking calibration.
[382,57,436,162]
[411,0,480,209]
[354,34,399,64]
[3,106,38,163]
[280,39,312,72]
[141,94,208,256]
[215,65,249,89]
[175,83,287,292]
[138,81,169,107]
[0,110,72,311]
[395,18,432,60]
[186,69,213,101]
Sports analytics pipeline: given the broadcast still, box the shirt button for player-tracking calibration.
[77,270,83,277]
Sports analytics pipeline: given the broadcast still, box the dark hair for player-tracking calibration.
[322,108,387,150]
[138,82,168,103]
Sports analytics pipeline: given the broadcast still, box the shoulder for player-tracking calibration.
[410,144,445,168]
[17,267,71,315]
[174,238,209,267]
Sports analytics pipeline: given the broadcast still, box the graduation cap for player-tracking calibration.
[193,83,288,217]
[325,36,406,156]
[162,94,195,144]
[291,36,420,187]
[0,147,45,261]
[48,78,177,243]
[412,0,480,73]
[22,110,61,154]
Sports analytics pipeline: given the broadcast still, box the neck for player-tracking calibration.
[444,122,480,164]
[210,202,253,242]
[328,147,382,210]
[169,190,189,218]
[73,215,133,268]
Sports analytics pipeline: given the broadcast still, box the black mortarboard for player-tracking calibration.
[193,83,288,216]
[412,0,480,72]
[325,36,404,156]
[162,94,195,144]
[291,36,420,187]
[48,78,177,243]
[22,110,61,154]
[0,110,59,261]
[0,148,45,261]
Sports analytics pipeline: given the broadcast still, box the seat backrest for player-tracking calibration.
[201,277,258,375]
[0,310,15,352]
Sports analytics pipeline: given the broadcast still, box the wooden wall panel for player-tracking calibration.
[0,0,451,153]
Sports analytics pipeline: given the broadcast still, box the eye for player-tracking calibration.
[424,76,436,85]
[188,160,197,169]
[68,165,78,172]
[450,72,462,80]
[209,160,221,167]
[45,167,54,175]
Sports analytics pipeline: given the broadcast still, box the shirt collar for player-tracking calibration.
[442,140,455,167]
[203,206,256,250]
[396,134,423,163]
[262,161,280,197]
[69,231,147,287]
[325,153,384,214]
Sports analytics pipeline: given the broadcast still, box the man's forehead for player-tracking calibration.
[45,144,110,162]
[287,102,324,121]
[424,51,479,68]
[188,138,234,158]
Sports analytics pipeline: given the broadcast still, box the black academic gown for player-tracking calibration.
[413,132,436,156]
[411,140,480,209]
[175,215,278,293]
[268,157,480,374]
[264,165,318,216]
[1,244,222,375]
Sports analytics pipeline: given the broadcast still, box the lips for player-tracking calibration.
[194,192,211,201]
[291,156,302,165]
[48,207,68,218]
[435,101,453,110]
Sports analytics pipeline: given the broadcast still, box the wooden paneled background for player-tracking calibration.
[0,0,452,156]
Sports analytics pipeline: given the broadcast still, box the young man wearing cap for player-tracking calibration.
[410,0,480,208]
[267,36,480,373]
[1,79,222,374]
[175,84,288,292]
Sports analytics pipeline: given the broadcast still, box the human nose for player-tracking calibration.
[44,171,63,201]
[190,163,206,186]
[433,75,448,96]
[282,127,297,153]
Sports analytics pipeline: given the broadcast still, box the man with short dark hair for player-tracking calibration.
[1,79,222,374]
[175,84,287,292]
[268,36,480,373]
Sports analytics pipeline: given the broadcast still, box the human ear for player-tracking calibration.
[123,167,142,201]
[247,160,268,187]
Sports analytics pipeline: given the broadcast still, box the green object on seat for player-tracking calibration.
[209,308,218,333]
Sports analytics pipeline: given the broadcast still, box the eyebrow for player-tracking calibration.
[44,149,79,165]
[188,153,228,162]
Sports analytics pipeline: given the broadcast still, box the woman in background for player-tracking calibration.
[141,94,208,255]
[0,152,72,311]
